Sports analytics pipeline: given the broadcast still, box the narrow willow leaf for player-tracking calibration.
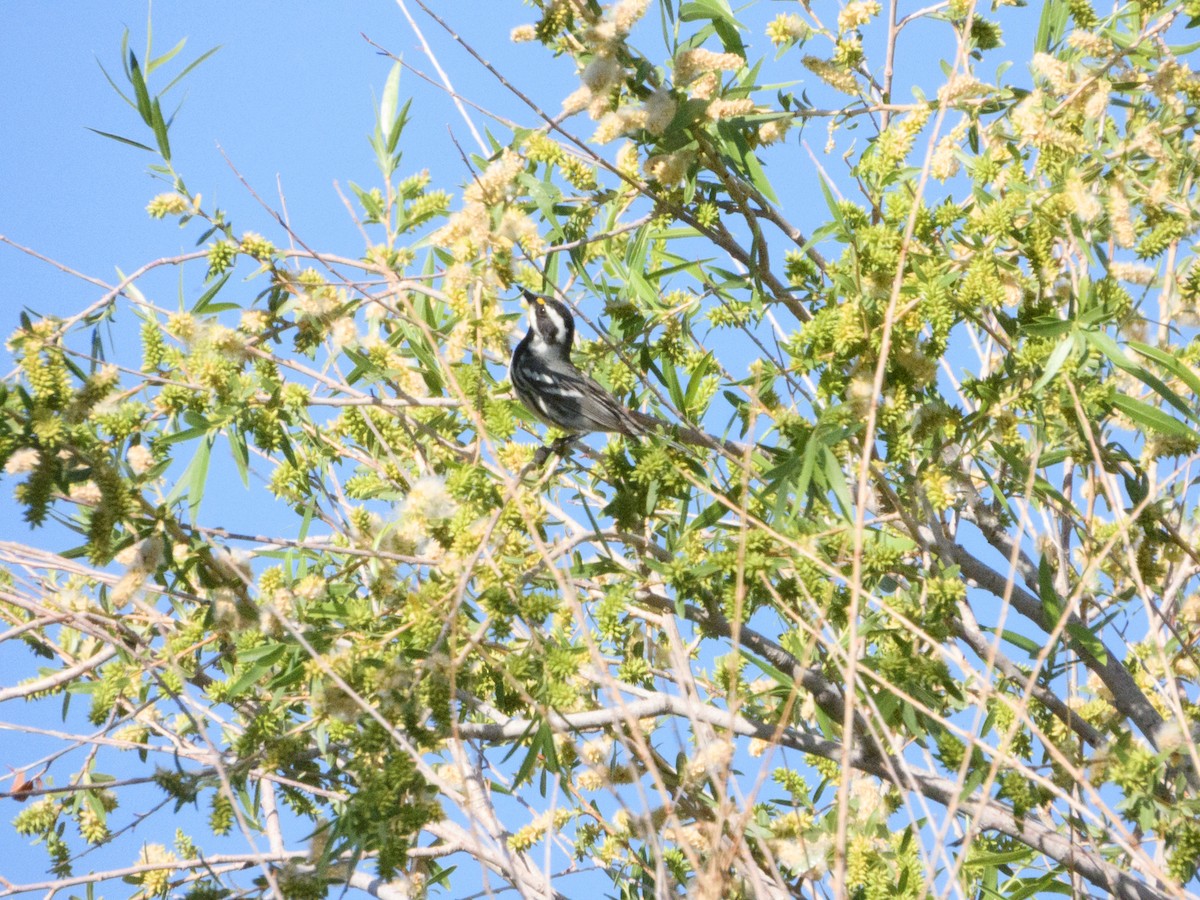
[146,37,187,74]
[512,721,549,788]
[163,431,214,522]
[1034,0,1068,51]
[379,61,402,137]
[94,59,136,110]
[1112,394,1199,439]
[128,53,153,125]
[1009,873,1074,898]
[1129,339,1200,397]
[962,848,1036,868]
[822,446,853,517]
[150,97,171,161]
[1065,622,1108,666]
[191,273,232,314]
[160,45,222,95]
[228,426,249,488]
[1037,554,1063,623]
[680,0,745,54]
[1031,334,1075,394]
[1088,330,1197,422]
[85,128,155,153]
[683,353,715,410]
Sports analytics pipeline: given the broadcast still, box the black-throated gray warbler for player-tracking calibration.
[509,289,748,457]
[509,289,650,437]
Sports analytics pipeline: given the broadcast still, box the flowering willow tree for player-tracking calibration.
[3,0,1200,897]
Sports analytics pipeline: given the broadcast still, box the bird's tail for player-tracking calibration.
[629,409,755,459]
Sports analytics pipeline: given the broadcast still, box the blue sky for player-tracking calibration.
[0,3,562,323]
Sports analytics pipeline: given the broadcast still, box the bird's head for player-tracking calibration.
[520,289,574,355]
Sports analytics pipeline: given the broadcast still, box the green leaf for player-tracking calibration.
[342,347,387,384]
[393,325,444,393]
[962,848,1035,868]
[1021,316,1073,338]
[380,61,402,138]
[424,863,457,891]
[1034,0,1068,52]
[1006,872,1073,898]
[1112,394,1199,440]
[794,433,817,508]
[224,649,284,700]
[689,498,729,533]
[389,98,411,156]
[1065,622,1108,665]
[158,420,213,447]
[228,426,250,488]
[120,28,132,79]
[1087,330,1197,423]
[717,121,778,203]
[160,45,222,95]
[94,58,136,110]
[991,443,1076,511]
[85,128,155,153]
[349,182,386,223]
[1037,553,1063,623]
[521,176,565,240]
[822,446,853,516]
[1037,447,1070,467]
[512,721,550,788]
[683,352,715,412]
[191,272,233,314]
[661,358,685,410]
[680,0,745,54]
[128,52,153,125]
[1129,339,1200,398]
[143,7,154,72]
[146,37,187,74]
[817,173,845,231]
[238,642,286,665]
[1031,334,1075,394]
[150,97,171,161]
[298,502,315,540]
[645,475,660,514]
[165,432,214,522]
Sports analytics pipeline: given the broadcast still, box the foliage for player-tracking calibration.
[4,0,1200,897]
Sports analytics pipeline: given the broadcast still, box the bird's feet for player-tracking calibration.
[534,435,579,466]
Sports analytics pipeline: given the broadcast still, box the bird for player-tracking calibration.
[508,289,749,459]
[509,289,650,438]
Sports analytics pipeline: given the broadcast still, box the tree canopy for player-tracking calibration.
[4,0,1200,897]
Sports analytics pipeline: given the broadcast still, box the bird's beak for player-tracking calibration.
[520,289,544,307]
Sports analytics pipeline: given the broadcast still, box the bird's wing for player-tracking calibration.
[549,362,649,435]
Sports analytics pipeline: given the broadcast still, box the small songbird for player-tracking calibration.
[509,289,651,437]
[508,288,750,458]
